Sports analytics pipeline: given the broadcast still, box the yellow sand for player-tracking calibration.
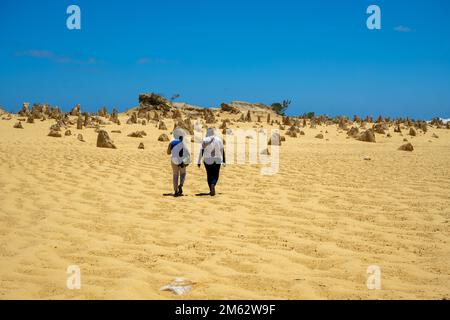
[0,115,449,299]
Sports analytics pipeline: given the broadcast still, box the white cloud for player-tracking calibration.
[394,25,412,33]
[16,50,97,65]
[136,57,171,65]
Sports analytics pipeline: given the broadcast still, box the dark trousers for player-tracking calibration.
[204,163,221,186]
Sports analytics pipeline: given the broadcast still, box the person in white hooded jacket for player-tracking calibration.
[197,128,225,196]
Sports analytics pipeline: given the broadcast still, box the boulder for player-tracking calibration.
[268,132,281,146]
[48,130,62,137]
[286,130,297,138]
[398,143,414,152]
[158,133,170,142]
[357,129,376,143]
[70,104,81,116]
[409,128,417,136]
[347,127,359,138]
[18,102,30,117]
[13,122,24,129]
[96,130,116,149]
[374,124,385,134]
[50,123,61,131]
[128,131,147,138]
[158,121,167,130]
[77,134,85,142]
[126,112,137,124]
[419,122,428,133]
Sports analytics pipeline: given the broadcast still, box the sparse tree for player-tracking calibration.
[170,94,180,105]
[271,99,291,116]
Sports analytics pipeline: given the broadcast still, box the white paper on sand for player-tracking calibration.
[160,277,193,295]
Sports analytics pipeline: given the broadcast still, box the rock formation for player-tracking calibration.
[48,130,62,137]
[268,132,281,146]
[77,134,85,142]
[77,116,83,130]
[158,133,170,142]
[158,121,167,130]
[357,129,376,143]
[398,143,414,152]
[97,130,116,149]
[13,122,24,129]
[70,104,81,116]
[128,131,147,138]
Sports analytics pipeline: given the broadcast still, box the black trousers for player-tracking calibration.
[204,163,221,186]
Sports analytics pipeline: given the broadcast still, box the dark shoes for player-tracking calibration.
[210,184,216,196]
[174,185,183,197]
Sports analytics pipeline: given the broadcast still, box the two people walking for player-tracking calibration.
[167,128,225,197]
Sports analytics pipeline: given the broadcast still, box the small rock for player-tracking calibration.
[48,130,62,137]
[158,121,167,130]
[158,134,170,142]
[398,143,414,152]
[138,142,145,149]
[77,134,85,142]
[13,122,24,129]
[128,131,147,138]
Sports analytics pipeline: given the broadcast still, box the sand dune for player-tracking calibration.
[0,114,449,299]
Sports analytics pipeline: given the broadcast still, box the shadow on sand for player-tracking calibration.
[162,193,186,197]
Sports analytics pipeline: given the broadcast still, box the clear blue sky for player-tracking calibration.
[1,0,449,119]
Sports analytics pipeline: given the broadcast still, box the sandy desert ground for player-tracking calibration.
[0,113,449,299]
